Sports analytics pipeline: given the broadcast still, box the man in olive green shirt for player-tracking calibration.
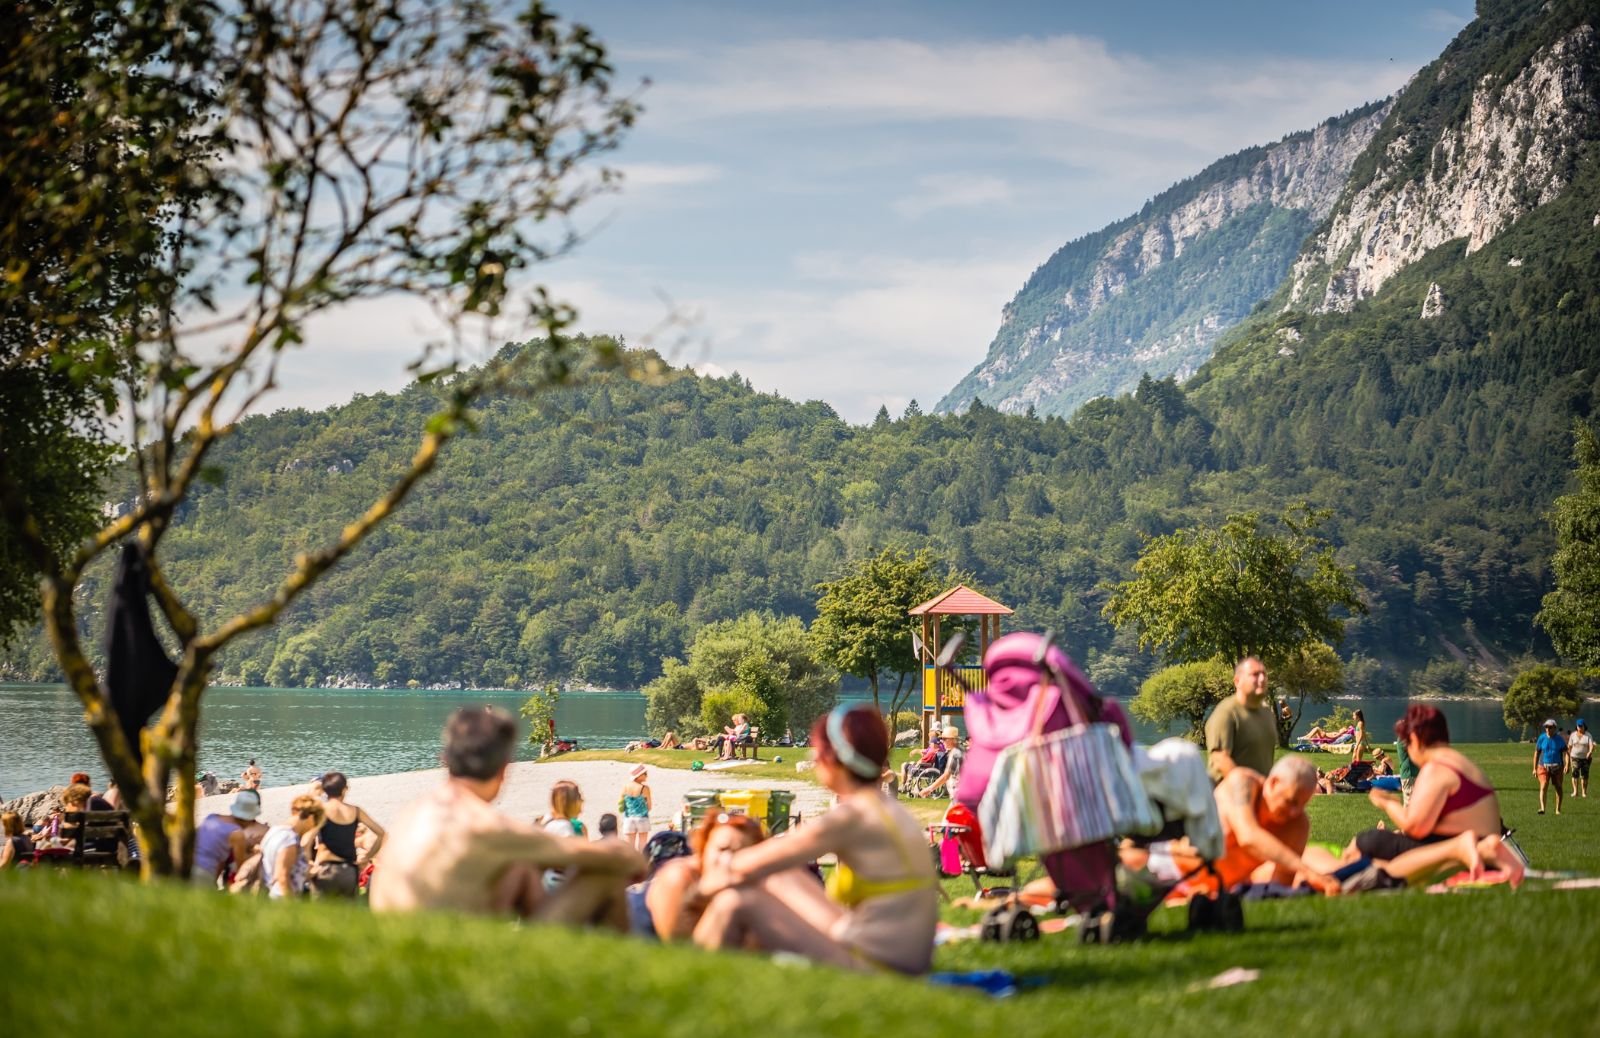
[1205,657,1278,783]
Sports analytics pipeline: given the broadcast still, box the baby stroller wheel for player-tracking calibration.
[1109,902,1148,943]
[981,903,1039,943]
[1217,890,1245,932]
[1187,893,1217,932]
[1077,909,1115,945]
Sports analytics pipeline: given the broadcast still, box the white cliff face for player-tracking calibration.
[948,107,1393,415]
[1291,25,1598,312]
[1057,106,1392,318]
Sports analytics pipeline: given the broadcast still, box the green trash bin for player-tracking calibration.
[681,789,723,832]
[766,790,796,834]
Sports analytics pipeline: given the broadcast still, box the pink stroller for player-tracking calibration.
[951,630,1145,942]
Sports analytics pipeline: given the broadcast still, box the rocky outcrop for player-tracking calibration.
[1290,25,1599,312]
[1421,281,1446,319]
[939,104,1390,417]
[1,786,64,827]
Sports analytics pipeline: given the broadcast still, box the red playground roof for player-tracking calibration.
[908,585,1014,616]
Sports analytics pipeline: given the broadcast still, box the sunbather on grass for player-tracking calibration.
[371,707,643,927]
[693,704,939,975]
[1321,704,1523,888]
[1119,756,1340,897]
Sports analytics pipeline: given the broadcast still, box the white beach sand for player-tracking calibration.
[197,758,832,834]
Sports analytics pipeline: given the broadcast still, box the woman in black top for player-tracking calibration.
[307,772,385,897]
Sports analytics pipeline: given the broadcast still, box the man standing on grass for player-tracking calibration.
[1205,657,1277,783]
[1569,719,1592,799]
[1534,719,1567,816]
[372,706,644,924]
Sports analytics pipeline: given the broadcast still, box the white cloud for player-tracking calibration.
[548,248,1037,423]
[893,173,1014,219]
[1420,7,1471,34]
[615,162,724,188]
[644,34,1412,159]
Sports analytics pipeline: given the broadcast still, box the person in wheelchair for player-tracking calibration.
[899,732,946,794]
[914,725,964,799]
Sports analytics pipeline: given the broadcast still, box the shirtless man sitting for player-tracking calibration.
[371,706,644,925]
[1123,756,1340,896]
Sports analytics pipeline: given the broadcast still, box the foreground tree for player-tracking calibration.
[1129,659,1233,742]
[0,0,637,878]
[1503,665,1584,740]
[811,547,962,721]
[1101,506,1366,667]
[1537,421,1600,667]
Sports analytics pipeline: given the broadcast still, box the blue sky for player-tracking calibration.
[287,0,1474,423]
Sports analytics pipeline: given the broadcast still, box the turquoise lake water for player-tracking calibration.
[0,683,1525,800]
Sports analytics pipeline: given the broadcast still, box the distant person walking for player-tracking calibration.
[619,766,652,850]
[241,759,263,791]
[308,771,385,898]
[1569,719,1592,799]
[1205,657,1277,782]
[1535,720,1567,815]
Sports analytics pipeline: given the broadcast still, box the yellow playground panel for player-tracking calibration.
[908,585,1013,739]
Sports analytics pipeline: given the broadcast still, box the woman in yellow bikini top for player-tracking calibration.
[691,704,939,974]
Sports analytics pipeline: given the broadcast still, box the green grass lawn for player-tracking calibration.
[3,869,1597,1036]
[4,741,1594,1035]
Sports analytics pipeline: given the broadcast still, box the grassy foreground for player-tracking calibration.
[2,870,1597,1036]
[5,741,1594,1035]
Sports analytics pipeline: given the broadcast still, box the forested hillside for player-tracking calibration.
[5,0,1596,697]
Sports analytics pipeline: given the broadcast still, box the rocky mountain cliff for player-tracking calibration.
[937,103,1390,418]
[1289,9,1599,311]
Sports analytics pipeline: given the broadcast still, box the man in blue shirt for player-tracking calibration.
[1534,719,1568,816]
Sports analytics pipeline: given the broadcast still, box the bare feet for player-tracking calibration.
[1456,831,1482,881]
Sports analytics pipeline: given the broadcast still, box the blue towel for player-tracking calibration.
[1371,775,1401,791]
[928,970,1021,997]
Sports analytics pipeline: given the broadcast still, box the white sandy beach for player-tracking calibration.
[196,758,832,835]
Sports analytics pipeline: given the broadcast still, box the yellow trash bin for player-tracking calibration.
[717,789,771,824]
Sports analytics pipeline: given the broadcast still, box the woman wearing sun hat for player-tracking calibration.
[192,789,266,888]
[619,765,653,849]
[1535,719,1567,815]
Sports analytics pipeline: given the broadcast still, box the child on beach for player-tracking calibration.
[619,765,652,849]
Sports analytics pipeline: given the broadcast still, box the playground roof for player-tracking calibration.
[907,585,1013,617]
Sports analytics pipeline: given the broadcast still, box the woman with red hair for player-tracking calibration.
[1336,704,1522,885]
[644,811,765,940]
[693,704,938,974]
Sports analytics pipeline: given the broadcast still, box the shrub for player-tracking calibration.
[1503,665,1584,738]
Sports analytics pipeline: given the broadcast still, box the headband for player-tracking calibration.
[826,705,880,780]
